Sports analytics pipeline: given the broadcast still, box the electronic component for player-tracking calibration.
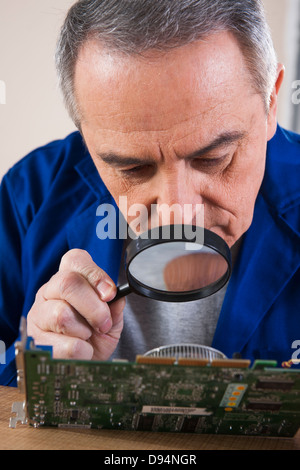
[10,319,300,437]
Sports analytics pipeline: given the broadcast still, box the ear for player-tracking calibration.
[267,63,285,141]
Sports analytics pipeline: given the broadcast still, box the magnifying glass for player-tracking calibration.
[111,225,232,303]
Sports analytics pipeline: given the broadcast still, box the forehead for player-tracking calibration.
[74,32,256,137]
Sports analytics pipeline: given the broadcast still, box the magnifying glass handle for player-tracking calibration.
[109,282,131,304]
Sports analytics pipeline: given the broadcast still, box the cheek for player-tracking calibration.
[229,134,267,198]
[92,160,130,199]
[238,144,267,202]
[232,153,267,229]
[93,165,152,227]
[208,143,267,245]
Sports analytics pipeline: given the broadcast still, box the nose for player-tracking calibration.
[153,167,204,227]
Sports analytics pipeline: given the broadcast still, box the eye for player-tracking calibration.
[122,166,144,174]
[191,154,230,172]
[120,164,156,179]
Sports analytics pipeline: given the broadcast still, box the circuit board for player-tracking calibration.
[13,325,300,437]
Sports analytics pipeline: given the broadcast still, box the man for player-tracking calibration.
[1,0,299,387]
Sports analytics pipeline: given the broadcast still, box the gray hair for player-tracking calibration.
[55,0,278,128]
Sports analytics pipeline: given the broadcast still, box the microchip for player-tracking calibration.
[181,416,199,433]
[137,414,155,431]
[70,410,79,421]
[256,378,294,391]
[246,400,282,411]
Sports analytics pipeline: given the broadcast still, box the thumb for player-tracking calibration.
[59,248,117,302]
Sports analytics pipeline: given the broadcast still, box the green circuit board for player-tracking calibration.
[17,338,300,437]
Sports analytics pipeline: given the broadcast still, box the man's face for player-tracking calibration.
[75,32,279,247]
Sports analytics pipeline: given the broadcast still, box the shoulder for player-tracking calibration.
[1,132,89,227]
[5,131,87,186]
[263,125,300,215]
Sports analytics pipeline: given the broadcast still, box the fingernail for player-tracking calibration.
[97,280,114,301]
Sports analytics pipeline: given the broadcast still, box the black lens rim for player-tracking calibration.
[125,225,232,302]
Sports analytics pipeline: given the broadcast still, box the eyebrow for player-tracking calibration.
[96,130,246,167]
[182,130,246,160]
[96,153,152,168]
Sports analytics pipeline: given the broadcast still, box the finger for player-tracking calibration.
[90,297,126,360]
[40,270,113,334]
[28,299,93,340]
[28,327,94,360]
[59,249,117,302]
[109,297,126,329]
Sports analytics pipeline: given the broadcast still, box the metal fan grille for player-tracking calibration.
[144,343,226,361]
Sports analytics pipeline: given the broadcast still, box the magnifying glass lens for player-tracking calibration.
[128,242,227,293]
[111,225,231,303]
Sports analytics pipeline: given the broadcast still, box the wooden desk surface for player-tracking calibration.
[1,386,299,450]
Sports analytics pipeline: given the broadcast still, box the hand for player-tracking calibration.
[27,249,125,361]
